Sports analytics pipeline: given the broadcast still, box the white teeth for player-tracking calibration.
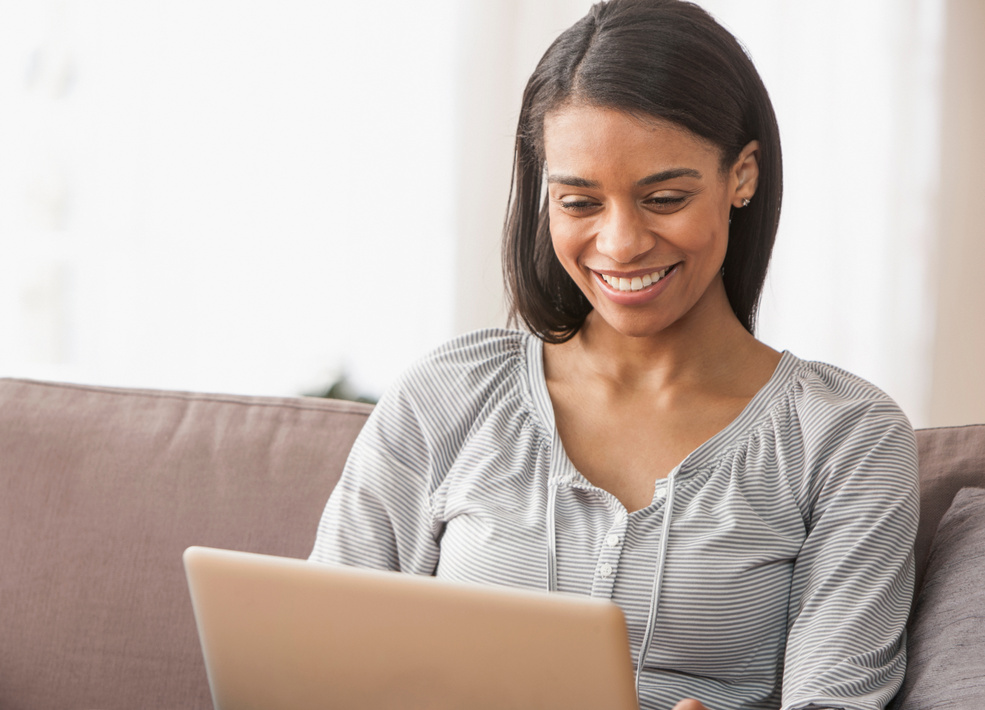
[601,267,670,292]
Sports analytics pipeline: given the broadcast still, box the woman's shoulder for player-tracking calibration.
[781,354,912,429]
[376,328,537,431]
[769,353,917,472]
[399,328,532,392]
[417,327,531,366]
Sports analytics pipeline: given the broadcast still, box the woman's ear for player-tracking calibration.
[730,140,760,208]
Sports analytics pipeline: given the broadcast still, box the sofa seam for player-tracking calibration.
[0,378,372,416]
[914,423,985,433]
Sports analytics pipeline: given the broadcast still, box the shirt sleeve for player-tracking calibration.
[308,377,442,575]
[308,329,528,575]
[781,400,919,710]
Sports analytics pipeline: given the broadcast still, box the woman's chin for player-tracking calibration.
[583,307,680,342]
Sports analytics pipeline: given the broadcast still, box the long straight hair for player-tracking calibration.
[503,0,783,342]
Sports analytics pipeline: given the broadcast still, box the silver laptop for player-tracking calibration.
[183,546,639,710]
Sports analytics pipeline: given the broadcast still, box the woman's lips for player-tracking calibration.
[592,263,680,304]
[598,266,672,292]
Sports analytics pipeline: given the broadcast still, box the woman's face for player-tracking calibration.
[543,104,758,340]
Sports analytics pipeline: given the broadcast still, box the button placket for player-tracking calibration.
[590,509,630,598]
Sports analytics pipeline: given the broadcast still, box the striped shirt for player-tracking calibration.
[310,329,919,710]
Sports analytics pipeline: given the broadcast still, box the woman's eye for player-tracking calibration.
[555,194,688,214]
[646,195,687,209]
[559,199,600,213]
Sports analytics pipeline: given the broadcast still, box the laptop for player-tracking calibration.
[183,546,639,710]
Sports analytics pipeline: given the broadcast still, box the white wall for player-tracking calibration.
[0,0,458,398]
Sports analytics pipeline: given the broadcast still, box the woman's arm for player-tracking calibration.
[309,380,442,574]
[781,403,919,710]
[669,403,916,710]
[308,329,528,574]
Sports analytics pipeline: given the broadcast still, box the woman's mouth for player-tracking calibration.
[598,266,674,292]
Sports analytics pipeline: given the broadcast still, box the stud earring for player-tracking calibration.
[742,198,751,208]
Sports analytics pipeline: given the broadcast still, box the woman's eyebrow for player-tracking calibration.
[636,168,702,185]
[546,174,599,188]
[546,168,702,188]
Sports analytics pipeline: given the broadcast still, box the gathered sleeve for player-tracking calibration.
[781,397,920,710]
[307,329,529,576]
[308,378,442,576]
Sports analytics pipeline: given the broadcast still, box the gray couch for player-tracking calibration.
[1,377,982,709]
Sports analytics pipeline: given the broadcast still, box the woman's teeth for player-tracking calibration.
[600,267,671,292]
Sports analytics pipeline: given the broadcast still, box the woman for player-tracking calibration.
[311,1,919,708]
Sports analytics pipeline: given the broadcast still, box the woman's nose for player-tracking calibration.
[594,203,655,263]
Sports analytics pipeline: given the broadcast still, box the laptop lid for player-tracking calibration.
[183,546,639,710]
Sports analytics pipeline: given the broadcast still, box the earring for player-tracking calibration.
[742,198,751,208]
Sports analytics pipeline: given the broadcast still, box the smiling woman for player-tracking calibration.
[311,2,919,709]
[543,107,757,339]
[504,8,782,347]
[538,106,779,513]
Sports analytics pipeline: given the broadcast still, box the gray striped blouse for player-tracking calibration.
[310,329,919,710]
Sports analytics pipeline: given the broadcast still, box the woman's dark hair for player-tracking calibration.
[503,0,782,341]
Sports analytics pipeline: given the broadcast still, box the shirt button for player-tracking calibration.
[606,534,620,547]
[598,563,613,578]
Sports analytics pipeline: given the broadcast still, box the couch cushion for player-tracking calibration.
[0,378,370,710]
[891,487,985,710]
[913,424,985,595]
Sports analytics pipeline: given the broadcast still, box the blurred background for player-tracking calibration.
[1,0,982,428]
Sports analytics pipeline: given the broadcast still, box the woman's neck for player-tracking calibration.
[547,279,778,398]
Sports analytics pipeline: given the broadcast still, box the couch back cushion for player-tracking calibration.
[913,424,985,595]
[890,486,985,710]
[0,378,370,710]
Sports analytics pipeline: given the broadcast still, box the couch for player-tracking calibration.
[1,377,982,709]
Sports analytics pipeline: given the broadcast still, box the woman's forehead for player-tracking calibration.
[542,104,723,178]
